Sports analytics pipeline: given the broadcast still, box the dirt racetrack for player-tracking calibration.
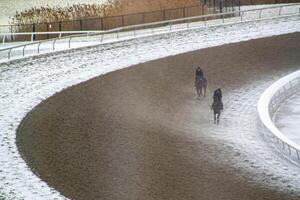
[17,33,300,200]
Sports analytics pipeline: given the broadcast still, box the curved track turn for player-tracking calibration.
[17,33,300,200]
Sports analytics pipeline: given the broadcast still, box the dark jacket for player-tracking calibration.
[195,69,204,81]
[213,89,222,102]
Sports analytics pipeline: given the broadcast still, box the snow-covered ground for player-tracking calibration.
[275,93,300,145]
[0,11,300,200]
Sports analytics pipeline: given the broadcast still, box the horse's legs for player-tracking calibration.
[214,113,216,124]
[196,88,200,97]
[217,112,221,124]
[199,86,203,96]
[204,85,206,97]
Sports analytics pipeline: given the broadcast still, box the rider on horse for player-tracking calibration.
[195,67,204,82]
[211,88,223,124]
[212,88,223,110]
[195,67,207,97]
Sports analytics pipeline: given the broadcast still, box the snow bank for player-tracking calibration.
[275,93,300,146]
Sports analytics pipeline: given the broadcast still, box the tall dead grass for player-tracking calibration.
[9,0,200,25]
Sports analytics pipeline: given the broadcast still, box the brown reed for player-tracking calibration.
[9,0,200,25]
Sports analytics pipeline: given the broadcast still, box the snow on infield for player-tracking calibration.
[0,14,300,200]
[275,93,300,146]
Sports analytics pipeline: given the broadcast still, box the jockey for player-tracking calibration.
[213,88,222,101]
[195,67,204,81]
[213,88,223,109]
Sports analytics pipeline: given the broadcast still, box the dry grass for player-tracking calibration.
[9,0,200,25]
[8,0,205,41]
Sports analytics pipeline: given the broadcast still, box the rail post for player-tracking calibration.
[22,45,26,57]
[259,10,262,19]
[279,7,282,16]
[69,37,72,48]
[53,39,56,51]
[8,48,12,60]
[38,42,41,54]
[2,35,5,44]
[10,25,13,42]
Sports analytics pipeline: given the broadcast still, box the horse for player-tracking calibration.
[211,99,223,124]
[195,77,207,98]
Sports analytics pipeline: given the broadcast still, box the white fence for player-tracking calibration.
[258,70,300,163]
[0,3,299,61]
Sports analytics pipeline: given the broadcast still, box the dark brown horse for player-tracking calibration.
[211,99,223,124]
[195,77,207,98]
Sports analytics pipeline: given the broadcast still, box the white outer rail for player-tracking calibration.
[258,70,300,162]
[0,31,100,43]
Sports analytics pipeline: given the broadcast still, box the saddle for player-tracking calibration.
[196,76,204,82]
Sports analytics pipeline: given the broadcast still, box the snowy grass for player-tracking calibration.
[9,0,200,32]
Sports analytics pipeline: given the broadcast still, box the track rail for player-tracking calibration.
[0,4,300,61]
[258,70,300,163]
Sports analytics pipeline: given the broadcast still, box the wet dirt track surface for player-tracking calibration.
[17,33,300,200]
